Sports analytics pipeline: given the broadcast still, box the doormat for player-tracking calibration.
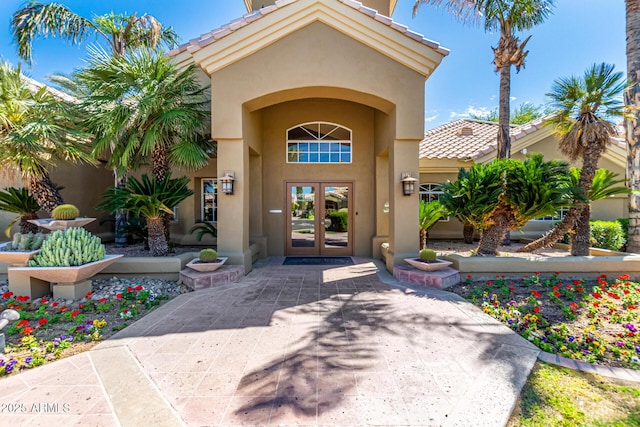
[283,257,354,266]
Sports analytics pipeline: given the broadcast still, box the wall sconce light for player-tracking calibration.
[219,171,235,195]
[401,172,417,196]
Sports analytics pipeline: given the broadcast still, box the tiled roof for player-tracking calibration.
[419,119,506,160]
[22,75,79,104]
[169,0,449,57]
[420,117,626,161]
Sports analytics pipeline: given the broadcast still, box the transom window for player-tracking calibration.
[286,122,352,164]
[202,178,217,222]
[420,183,449,222]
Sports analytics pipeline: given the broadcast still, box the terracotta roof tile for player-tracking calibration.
[169,0,449,57]
[420,117,626,160]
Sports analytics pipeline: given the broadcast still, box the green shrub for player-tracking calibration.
[199,248,218,262]
[616,218,629,245]
[327,211,348,232]
[590,220,625,251]
[419,248,437,262]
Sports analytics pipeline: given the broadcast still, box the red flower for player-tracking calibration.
[576,287,584,293]
[2,291,13,299]
[17,320,28,327]
[40,298,48,304]
[22,326,33,335]
[78,304,85,309]
[71,311,79,317]
[467,274,472,279]
[135,285,143,291]
[127,287,134,293]
[116,293,123,299]
[623,289,630,295]
[573,280,582,285]
[85,291,92,297]
[51,302,59,307]
[570,302,579,309]
[99,298,106,303]
[619,274,630,281]
[38,318,48,326]
[593,292,602,299]
[59,305,67,312]
[628,305,636,310]
[533,307,540,313]
[553,291,561,297]
[593,302,600,308]
[534,272,540,275]
[551,286,559,291]
[16,295,29,302]
[554,272,560,276]
[122,309,128,313]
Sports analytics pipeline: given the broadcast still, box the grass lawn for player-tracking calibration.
[508,361,640,426]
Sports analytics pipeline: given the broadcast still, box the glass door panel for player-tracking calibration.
[322,185,350,253]
[288,184,317,253]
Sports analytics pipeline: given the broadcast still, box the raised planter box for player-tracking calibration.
[186,257,228,272]
[404,258,452,271]
[28,217,96,231]
[0,243,40,266]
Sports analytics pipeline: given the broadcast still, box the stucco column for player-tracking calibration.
[217,138,252,273]
[386,139,420,271]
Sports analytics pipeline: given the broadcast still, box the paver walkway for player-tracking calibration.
[0,258,539,426]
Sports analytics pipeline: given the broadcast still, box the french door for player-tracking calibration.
[286,182,353,256]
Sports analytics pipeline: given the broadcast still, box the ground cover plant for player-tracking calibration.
[508,362,640,426]
[451,272,640,369]
[0,284,175,377]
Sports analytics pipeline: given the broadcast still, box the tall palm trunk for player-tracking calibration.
[520,145,603,253]
[151,144,172,245]
[497,62,512,159]
[27,172,64,214]
[626,0,640,254]
[571,204,591,256]
[147,216,168,256]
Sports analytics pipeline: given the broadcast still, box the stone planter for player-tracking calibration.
[0,243,40,266]
[9,255,123,300]
[404,258,453,272]
[28,217,96,231]
[187,257,228,272]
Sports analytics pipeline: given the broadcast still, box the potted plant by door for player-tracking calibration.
[187,248,228,272]
[405,249,452,272]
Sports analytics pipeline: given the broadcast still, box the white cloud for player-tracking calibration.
[450,105,493,119]
[424,113,439,123]
[489,95,497,101]
[510,96,517,101]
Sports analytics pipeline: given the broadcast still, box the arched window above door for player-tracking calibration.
[286,122,352,164]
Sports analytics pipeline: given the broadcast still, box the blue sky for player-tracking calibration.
[0,0,626,129]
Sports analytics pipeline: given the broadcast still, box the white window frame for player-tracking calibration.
[286,122,352,164]
[201,178,217,223]
[534,208,569,221]
[419,183,449,222]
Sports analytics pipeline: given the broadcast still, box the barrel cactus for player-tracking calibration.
[198,248,218,263]
[52,204,80,220]
[28,228,105,267]
[419,248,437,262]
[4,232,46,251]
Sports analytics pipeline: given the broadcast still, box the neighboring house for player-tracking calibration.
[419,118,628,240]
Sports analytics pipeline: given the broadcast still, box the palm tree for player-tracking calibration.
[76,48,211,181]
[11,2,178,64]
[0,187,41,236]
[0,61,93,214]
[413,0,555,159]
[419,200,445,249]
[439,154,571,255]
[519,63,627,255]
[626,0,640,253]
[98,174,194,256]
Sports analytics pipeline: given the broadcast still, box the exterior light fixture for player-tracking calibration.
[219,171,236,195]
[401,172,417,196]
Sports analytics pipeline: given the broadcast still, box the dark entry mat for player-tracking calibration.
[283,257,354,266]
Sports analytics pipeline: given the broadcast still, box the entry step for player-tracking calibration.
[179,265,245,291]
[393,265,460,289]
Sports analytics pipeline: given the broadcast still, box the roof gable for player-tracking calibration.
[170,0,448,77]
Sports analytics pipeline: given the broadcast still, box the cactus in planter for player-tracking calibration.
[51,204,80,220]
[419,248,437,263]
[28,228,105,267]
[4,232,46,251]
[198,248,218,263]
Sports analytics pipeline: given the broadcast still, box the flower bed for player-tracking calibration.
[450,272,640,369]
[0,284,176,377]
